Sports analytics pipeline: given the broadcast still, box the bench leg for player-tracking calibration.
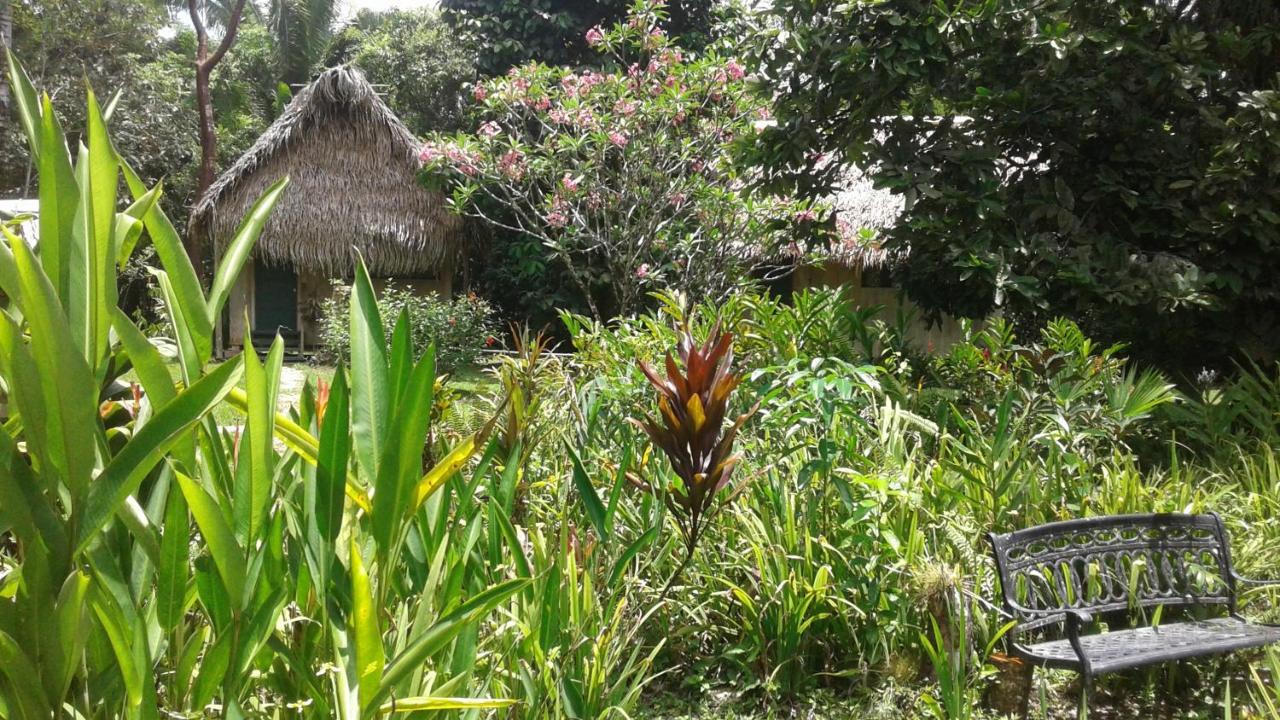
[1077,672,1093,720]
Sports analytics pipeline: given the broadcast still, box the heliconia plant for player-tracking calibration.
[632,323,758,579]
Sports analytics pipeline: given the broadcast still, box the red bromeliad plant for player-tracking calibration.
[632,323,758,572]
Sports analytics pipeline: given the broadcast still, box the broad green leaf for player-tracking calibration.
[567,441,609,541]
[207,176,289,321]
[191,631,233,711]
[0,629,53,719]
[113,308,198,473]
[5,226,98,495]
[372,347,435,554]
[150,268,202,384]
[350,538,384,713]
[116,494,163,566]
[0,427,38,544]
[224,387,372,513]
[240,334,283,544]
[54,570,91,700]
[316,366,351,544]
[386,310,413,413]
[5,49,43,159]
[0,230,18,297]
[119,161,212,361]
[234,588,288,676]
[178,472,246,611]
[489,503,531,579]
[88,581,144,708]
[349,256,388,483]
[0,421,69,564]
[84,86,119,369]
[77,357,245,553]
[37,93,77,300]
[155,472,190,632]
[116,183,163,268]
[0,309,52,482]
[377,697,518,714]
[375,578,529,707]
[112,308,177,408]
[194,555,232,632]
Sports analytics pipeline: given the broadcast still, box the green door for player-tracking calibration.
[253,257,297,342]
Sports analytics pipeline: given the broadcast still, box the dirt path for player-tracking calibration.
[276,365,307,415]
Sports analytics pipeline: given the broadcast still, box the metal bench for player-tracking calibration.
[987,513,1280,712]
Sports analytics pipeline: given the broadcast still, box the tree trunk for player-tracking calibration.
[188,0,249,281]
[190,38,213,275]
[1,0,12,115]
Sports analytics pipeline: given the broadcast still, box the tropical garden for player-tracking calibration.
[1,0,1279,718]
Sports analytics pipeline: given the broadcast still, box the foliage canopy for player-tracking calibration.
[752,0,1280,370]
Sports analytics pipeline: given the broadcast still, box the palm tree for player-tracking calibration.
[268,0,337,86]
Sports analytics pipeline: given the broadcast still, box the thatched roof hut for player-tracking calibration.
[194,66,464,354]
[190,65,463,277]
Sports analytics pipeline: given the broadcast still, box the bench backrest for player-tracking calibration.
[988,513,1238,625]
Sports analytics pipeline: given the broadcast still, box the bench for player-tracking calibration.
[987,513,1280,713]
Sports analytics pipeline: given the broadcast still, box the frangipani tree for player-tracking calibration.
[418,0,821,320]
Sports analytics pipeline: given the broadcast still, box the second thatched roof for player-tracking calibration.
[827,167,904,269]
[190,66,463,277]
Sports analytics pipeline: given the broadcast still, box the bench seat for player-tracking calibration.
[987,513,1280,714]
[1017,617,1280,675]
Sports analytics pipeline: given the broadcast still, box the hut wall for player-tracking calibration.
[220,262,456,356]
[792,262,860,289]
[792,261,968,353]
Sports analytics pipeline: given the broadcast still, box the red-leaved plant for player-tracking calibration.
[632,323,758,588]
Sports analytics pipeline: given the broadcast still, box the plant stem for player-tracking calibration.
[656,539,697,606]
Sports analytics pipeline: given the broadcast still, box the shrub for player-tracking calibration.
[316,282,497,371]
[420,0,821,320]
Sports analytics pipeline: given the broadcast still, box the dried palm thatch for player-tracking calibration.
[827,166,904,269]
[190,66,463,277]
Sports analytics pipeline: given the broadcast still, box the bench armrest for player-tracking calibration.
[1234,575,1280,588]
[999,601,1096,673]
[1001,598,1094,624]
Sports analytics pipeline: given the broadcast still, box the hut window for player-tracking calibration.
[861,266,893,288]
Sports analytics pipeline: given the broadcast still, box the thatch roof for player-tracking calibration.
[190,66,463,277]
[826,167,904,269]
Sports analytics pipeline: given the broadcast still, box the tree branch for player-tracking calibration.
[206,0,249,70]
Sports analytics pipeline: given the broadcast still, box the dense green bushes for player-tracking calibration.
[752,0,1280,371]
[316,282,496,371]
[555,288,1280,715]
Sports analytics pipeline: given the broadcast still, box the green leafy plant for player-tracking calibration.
[0,48,277,716]
[421,0,817,319]
[317,281,497,371]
